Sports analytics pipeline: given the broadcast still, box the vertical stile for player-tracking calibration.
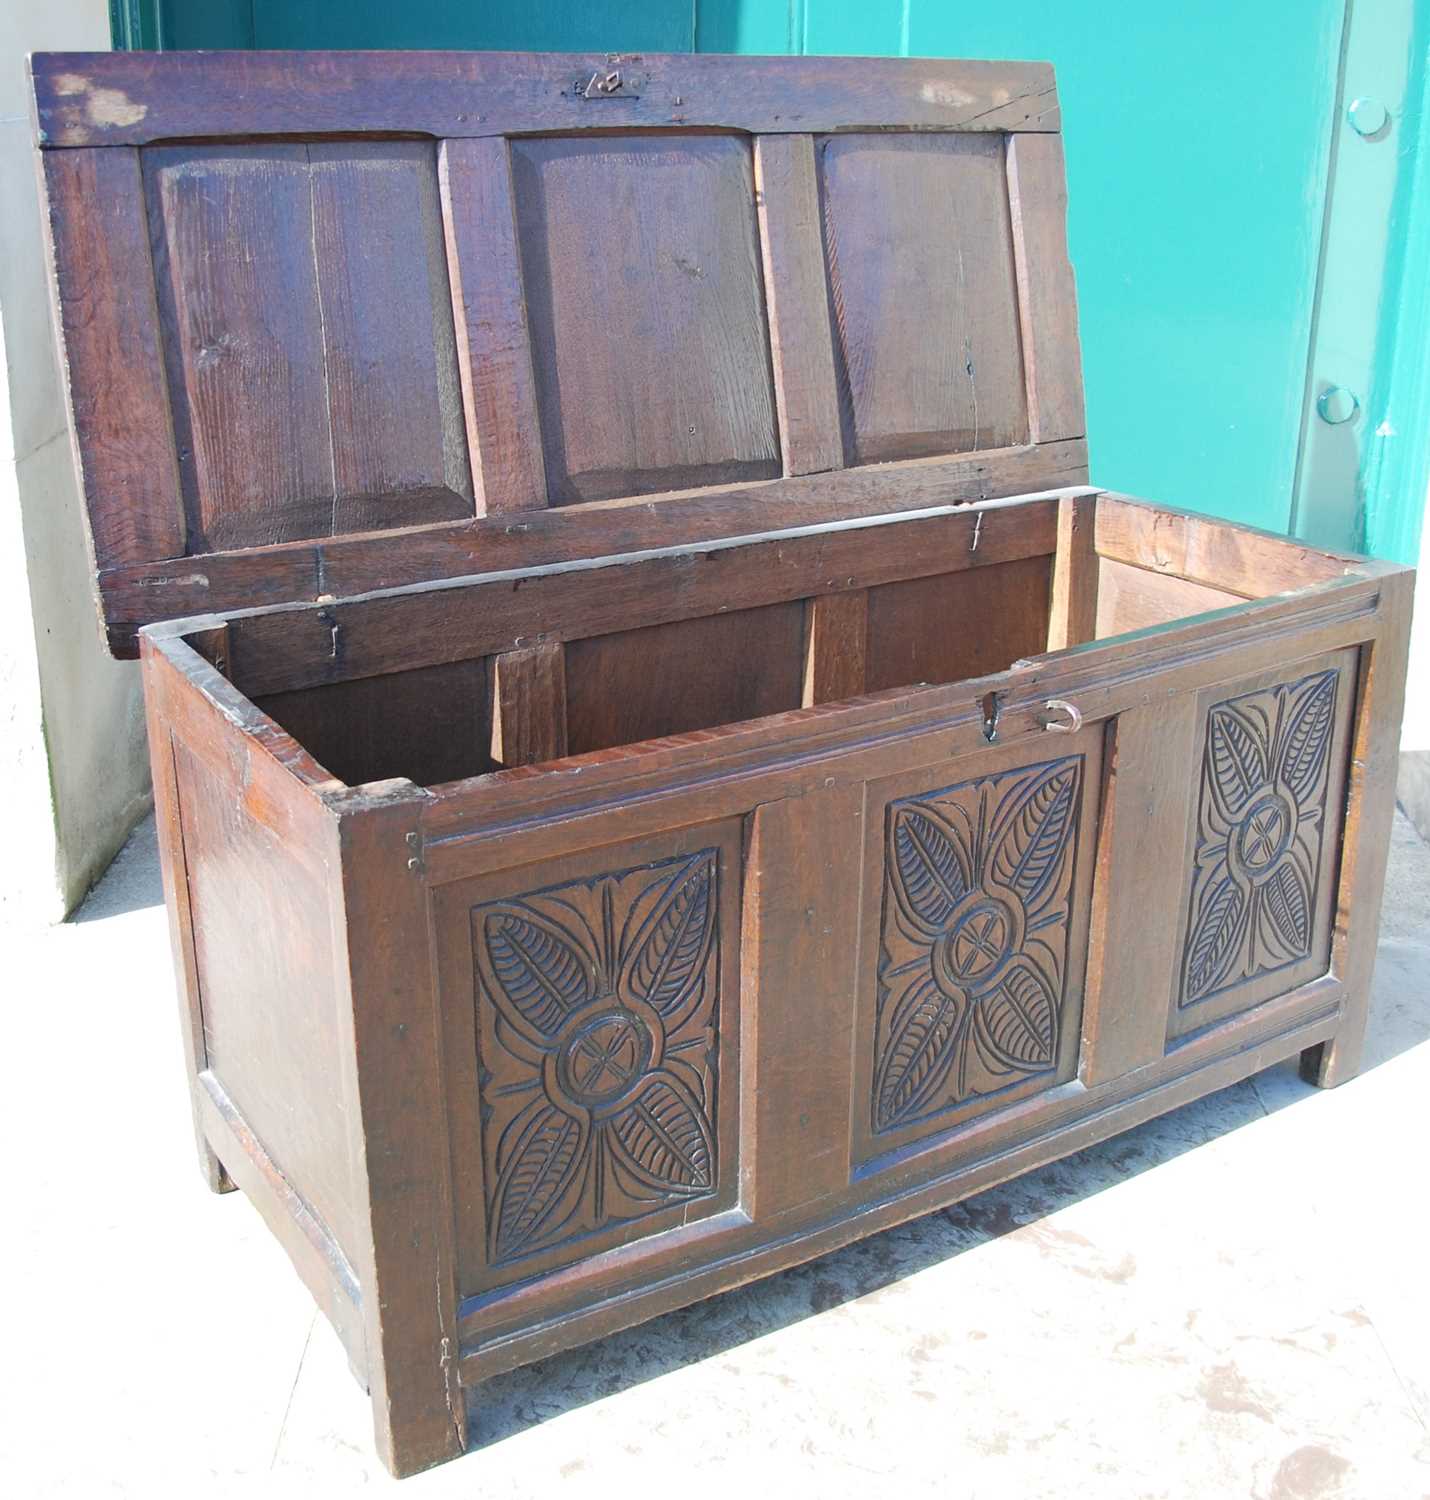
[1306,570,1416,1085]
[491,642,568,767]
[1007,132,1087,444]
[742,786,864,1218]
[140,644,228,1193]
[1047,492,1101,649]
[802,590,868,705]
[753,134,845,476]
[1080,698,1200,1084]
[334,788,467,1475]
[42,147,186,567]
[438,136,548,515]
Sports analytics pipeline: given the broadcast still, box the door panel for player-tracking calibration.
[818,132,1029,462]
[508,133,779,505]
[853,725,1104,1170]
[143,141,472,551]
[1168,648,1358,1039]
[434,818,744,1296]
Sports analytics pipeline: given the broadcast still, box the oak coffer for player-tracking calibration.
[31,49,1413,1477]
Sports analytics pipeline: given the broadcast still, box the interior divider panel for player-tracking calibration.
[564,604,805,756]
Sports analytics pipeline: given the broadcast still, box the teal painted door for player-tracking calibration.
[125,1,1425,560]
[789,2,1344,538]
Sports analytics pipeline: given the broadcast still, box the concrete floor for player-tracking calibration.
[4,814,1429,1499]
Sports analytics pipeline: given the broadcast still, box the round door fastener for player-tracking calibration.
[1348,97,1389,138]
[1317,386,1360,425]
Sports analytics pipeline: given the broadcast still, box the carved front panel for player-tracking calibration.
[1172,655,1356,1037]
[856,743,1099,1166]
[470,849,722,1271]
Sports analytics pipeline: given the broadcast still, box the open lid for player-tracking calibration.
[31,49,1085,656]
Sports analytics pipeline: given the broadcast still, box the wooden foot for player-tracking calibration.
[373,1396,468,1481]
[1299,1033,1363,1090]
[199,1139,236,1194]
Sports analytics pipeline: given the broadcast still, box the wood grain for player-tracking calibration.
[742,785,864,1217]
[332,787,467,1475]
[565,605,805,755]
[1007,132,1086,443]
[440,137,548,515]
[32,51,1059,147]
[145,142,471,552]
[198,1074,365,1374]
[1096,557,1245,638]
[413,577,1384,864]
[1095,491,1356,596]
[1048,491,1099,648]
[34,49,1089,656]
[141,643,228,1192]
[1305,570,1415,1085]
[174,733,362,1259]
[511,133,779,504]
[802,590,868,705]
[491,642,568,767]
[458,984,1340,1378]
[145,144,328,550]
[1080,697,1199,1084]
[257,658,495,789]
[864,555,1053,694]
[754,134,843,476]
[42,46,1419,1490]
[1167,650,1358,1041]
[821,133,1029,463]
[133,478,1409,1486]
[99,450,1092,651]
[308,143,473,532]
[42,147,184,568]
[222,500,1060,697]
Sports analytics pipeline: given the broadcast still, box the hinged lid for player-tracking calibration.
[31,49,1085,656]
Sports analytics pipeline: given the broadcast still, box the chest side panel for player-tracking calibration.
[169,740,361,1263]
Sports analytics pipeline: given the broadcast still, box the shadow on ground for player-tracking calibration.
[69,812,165,923]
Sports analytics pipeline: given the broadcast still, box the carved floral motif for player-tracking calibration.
[1181,670,1339,1008]
[873,756,1083,1134]
[471,850,720,1266]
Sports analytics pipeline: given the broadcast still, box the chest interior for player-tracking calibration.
[202,488,1254,793]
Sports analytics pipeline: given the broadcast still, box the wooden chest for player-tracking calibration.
[32,49,1412,1477]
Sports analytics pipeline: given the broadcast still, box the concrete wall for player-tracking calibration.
[0,0,151,924]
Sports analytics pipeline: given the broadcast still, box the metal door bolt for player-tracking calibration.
[1316,386,1360,425]
[1347,97,1389,138]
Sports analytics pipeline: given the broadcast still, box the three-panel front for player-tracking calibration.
[422,637,1363,1343]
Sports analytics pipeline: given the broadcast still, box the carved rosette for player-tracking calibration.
[1180,670,1339,1008]
[471,850,720,1266]
[873,756,1083,1135]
